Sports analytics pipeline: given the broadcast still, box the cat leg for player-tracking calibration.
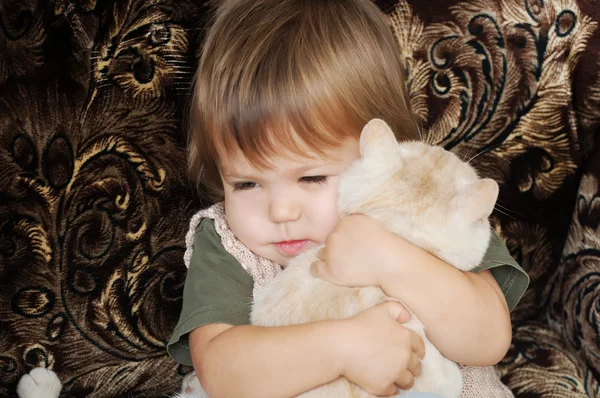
[399,319,462,398]
[170,371,210,398]
[182,371,203,394]
[403,337,462,398]
[16,367,61,398]
[170,391,206,398]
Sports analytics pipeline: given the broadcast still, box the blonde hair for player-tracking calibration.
[189,0,419,201]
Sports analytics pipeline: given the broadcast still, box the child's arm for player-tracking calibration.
[190,302,425,398]
[311,215,515,367]
[377,244,511,366]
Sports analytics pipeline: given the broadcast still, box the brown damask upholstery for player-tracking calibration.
[1,0,599,396]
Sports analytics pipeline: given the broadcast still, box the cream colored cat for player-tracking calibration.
[172,119,499,398]
[249,119,498,398]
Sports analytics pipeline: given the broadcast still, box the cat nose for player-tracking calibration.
[269,195,301,223]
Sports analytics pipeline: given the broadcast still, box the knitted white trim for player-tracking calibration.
[183,202,282,296]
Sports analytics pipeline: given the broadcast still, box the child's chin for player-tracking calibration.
[256,248,289,266]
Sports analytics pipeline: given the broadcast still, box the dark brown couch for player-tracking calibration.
[1,0,599,396]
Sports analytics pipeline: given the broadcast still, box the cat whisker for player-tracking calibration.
[417,122,429,144]
[495,202,524,216]
[455,146,476,164]
[489,224,500,237]
[466,144,502,165]
[493,206,517,220]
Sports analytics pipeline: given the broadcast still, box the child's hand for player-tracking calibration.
[311,214,402,288]
[337,301,425,395]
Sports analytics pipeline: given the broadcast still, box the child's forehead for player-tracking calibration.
[219,137,360,175]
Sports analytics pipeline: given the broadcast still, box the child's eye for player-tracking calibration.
[300,176,327,184]
[233,182,259,191]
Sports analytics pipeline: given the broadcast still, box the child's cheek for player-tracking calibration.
[313,181,342,243]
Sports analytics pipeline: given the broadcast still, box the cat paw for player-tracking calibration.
[16,368,62,398]
[171,371,210,398]
[182,371,203,394]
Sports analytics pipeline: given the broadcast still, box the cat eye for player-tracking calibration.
[300,176,328,184]
[233,181,259,191]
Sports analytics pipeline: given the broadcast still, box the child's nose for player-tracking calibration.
[269,194,301,223]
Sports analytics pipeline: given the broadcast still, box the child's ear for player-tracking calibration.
[451,178,499,223]
[359,119,398,157]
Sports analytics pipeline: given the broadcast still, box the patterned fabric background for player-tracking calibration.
[0,0,599,396]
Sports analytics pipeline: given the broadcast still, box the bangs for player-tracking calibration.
[214,96,363,170]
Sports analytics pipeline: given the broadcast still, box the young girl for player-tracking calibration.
[167,0,529,397]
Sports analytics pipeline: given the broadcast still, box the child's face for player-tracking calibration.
[220,137,360,266]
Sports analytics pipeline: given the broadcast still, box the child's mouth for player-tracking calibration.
[275,240,310,256]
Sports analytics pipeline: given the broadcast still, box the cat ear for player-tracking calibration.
[359,119,398,157]
[451,178,499,223]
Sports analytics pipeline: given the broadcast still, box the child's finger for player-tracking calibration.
[310,260,327,279]
[383,301,411,323]
[395,370,415,390]
[316,248,326,261]
[407,353,422,377]
[410,330,426,359]
[377,383,399,397]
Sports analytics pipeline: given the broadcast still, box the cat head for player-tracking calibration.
[338,119,499,271]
